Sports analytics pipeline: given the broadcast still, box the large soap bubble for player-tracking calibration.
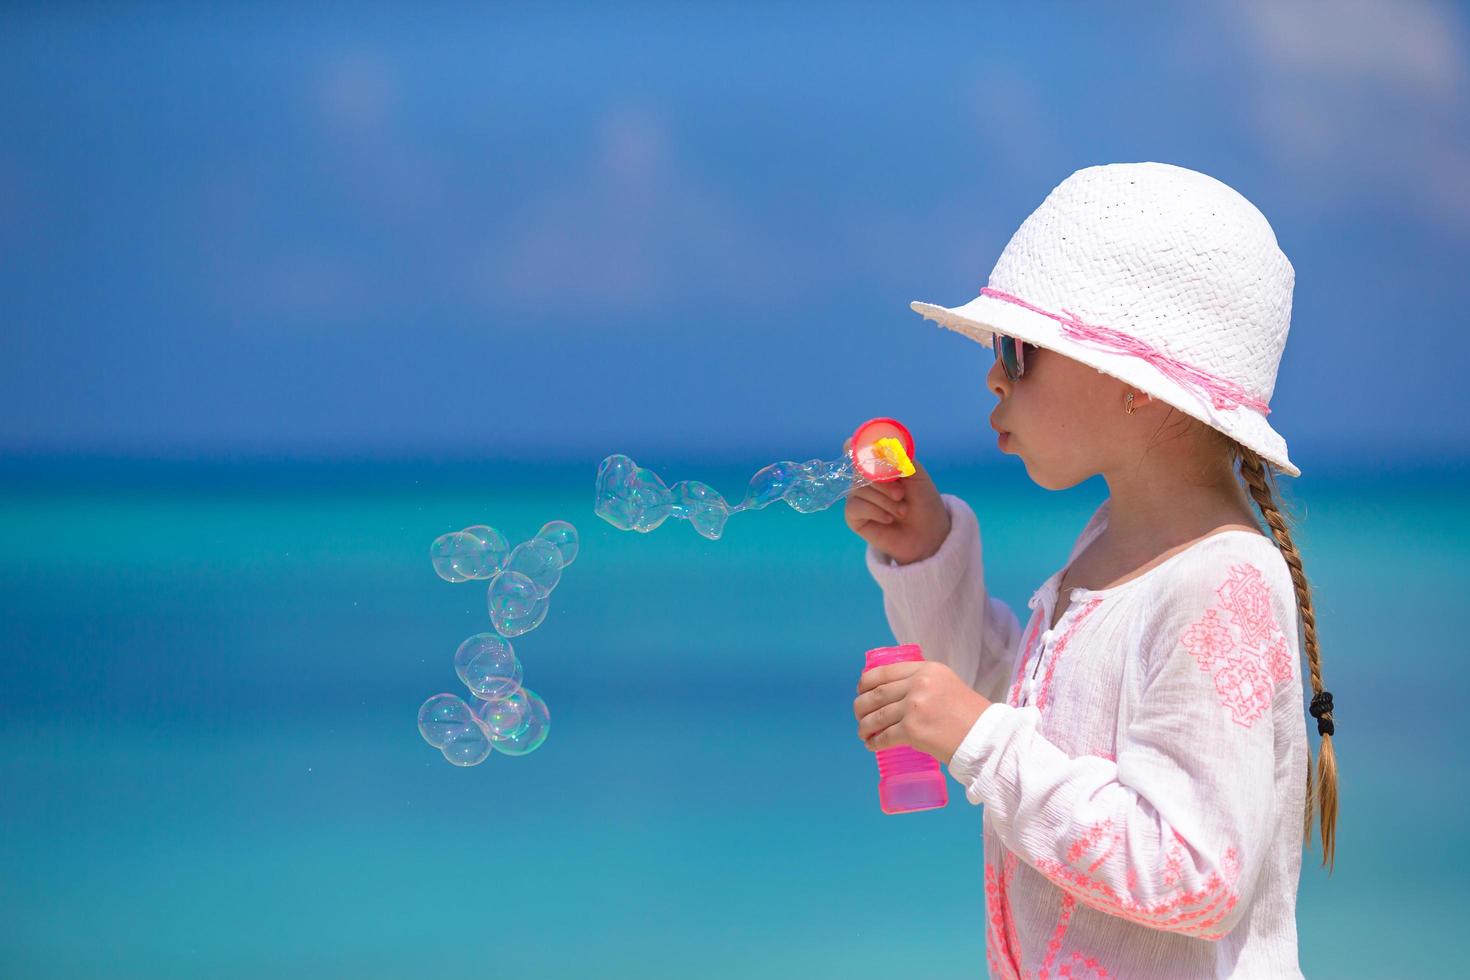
[488,570,550,637]
[535,520,579,567]
[440,724,494,767]
[489,687,550,756]
[428,524,510,582]
[454,633,523,702]
[428,531,486,583]
[417,693,495,767]
[475,688,529,738]
[505,538,562,596]
[417,692,479,747]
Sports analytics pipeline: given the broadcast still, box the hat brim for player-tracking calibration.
[910,295,1300,478]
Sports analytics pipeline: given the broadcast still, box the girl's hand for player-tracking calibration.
[854,660,994,765]
[842,437,951,565]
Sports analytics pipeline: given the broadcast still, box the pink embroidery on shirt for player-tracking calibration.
[1067,820,1122,874]
[1216,563,1274,648]
[985,851,1024,980]
[1159,838,1188,889]
[1035,598,1104,711]
[1057,951,1112,979]
[1003,852,1023,973]
[1178,562,1293,728]
[1037,893,1076,980]
[1212,657,1272,727]
[1008,616,1044,707]
[1264,633,1293,684]
[1032,843,1243,939]
[1181,608,1234,670]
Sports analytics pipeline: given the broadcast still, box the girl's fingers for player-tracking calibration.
[846,498,894,526]
[851,485,906,520]
[853,679,897,718]
[856,701,898,740]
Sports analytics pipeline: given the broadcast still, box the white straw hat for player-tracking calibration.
[912,161,1299,477]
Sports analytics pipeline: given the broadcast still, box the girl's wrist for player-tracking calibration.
[934,690,996,766]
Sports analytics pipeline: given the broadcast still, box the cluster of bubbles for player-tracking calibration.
[429,520,578,637]
[419,520,577,767]
[416,633,551,766]
[595,448,901,540]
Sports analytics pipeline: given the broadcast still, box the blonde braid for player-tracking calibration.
[1234,444,1338,872]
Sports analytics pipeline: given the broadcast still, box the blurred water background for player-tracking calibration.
[2,456,1466,977]
[4,2,1470,977]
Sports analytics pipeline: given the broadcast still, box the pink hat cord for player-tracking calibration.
[979,287,1272,416]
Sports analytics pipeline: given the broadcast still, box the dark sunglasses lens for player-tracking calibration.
[994,335,1021,380]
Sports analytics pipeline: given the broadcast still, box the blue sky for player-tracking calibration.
[2,1,1467,465]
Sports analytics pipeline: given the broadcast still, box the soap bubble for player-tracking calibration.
[460,525,510,579]
[595,448,881,540]
[424,522,568,767]
[418,693,481,747]
[595,455,673,532]
[430,520,577,639]
[488,570,549,637]
[417,693,494,766]
[441,723,494,766]
[429,532,482,583]
[535,520,579,567]
[505,538,562,596]
[742,461,798,509]
[670,479,730,540]
[475,688,529,738]
[490,687,550,756]
[430,525,510,582]
[454,633,522,702]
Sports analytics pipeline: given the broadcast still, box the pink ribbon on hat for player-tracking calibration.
[979,287,1272,416]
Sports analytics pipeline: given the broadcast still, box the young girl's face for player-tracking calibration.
[986,339,1136,490]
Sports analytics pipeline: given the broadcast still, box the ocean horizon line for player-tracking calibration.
[1,445,1466,492]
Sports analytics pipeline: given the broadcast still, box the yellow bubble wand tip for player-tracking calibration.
[871,437,916,478]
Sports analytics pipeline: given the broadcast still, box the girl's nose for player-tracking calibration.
[987,354,1011,399]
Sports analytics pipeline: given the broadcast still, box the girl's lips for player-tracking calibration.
[998,431,1010,450]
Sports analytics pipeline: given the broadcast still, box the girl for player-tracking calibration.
[848,162,1334,979]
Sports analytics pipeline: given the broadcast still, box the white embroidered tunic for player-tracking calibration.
[866,494,1308,979]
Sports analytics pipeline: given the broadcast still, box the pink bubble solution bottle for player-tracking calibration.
[863,643,949,814]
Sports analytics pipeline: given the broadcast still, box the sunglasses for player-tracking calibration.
[992,333,1037,382]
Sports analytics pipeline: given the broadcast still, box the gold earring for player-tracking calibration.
[1125,392,1135,415]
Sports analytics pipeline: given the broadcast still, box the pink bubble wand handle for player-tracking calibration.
[863,644,949,814]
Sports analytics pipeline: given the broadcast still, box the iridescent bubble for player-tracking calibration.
[505,538,562,596]
[440,721,494,767]
[742,461,799,510]
[460,524,510,580]
[417,693,481,748]
[488,570,549,637]
[454,633,523,702]
[429,532,482,583]
[535,520,579,567]
[595,455,673,532]
[491,687,550,756]
[670,480,729,540]
[594,448,882,540]
[475,688,529,738]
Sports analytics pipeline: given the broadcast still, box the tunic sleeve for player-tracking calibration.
[945,547,1295,939]
[864,493,1023,704]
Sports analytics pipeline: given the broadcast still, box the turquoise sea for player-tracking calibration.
[1,458,1465,978]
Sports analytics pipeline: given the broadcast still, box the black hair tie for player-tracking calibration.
[1309,690,1334,737]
